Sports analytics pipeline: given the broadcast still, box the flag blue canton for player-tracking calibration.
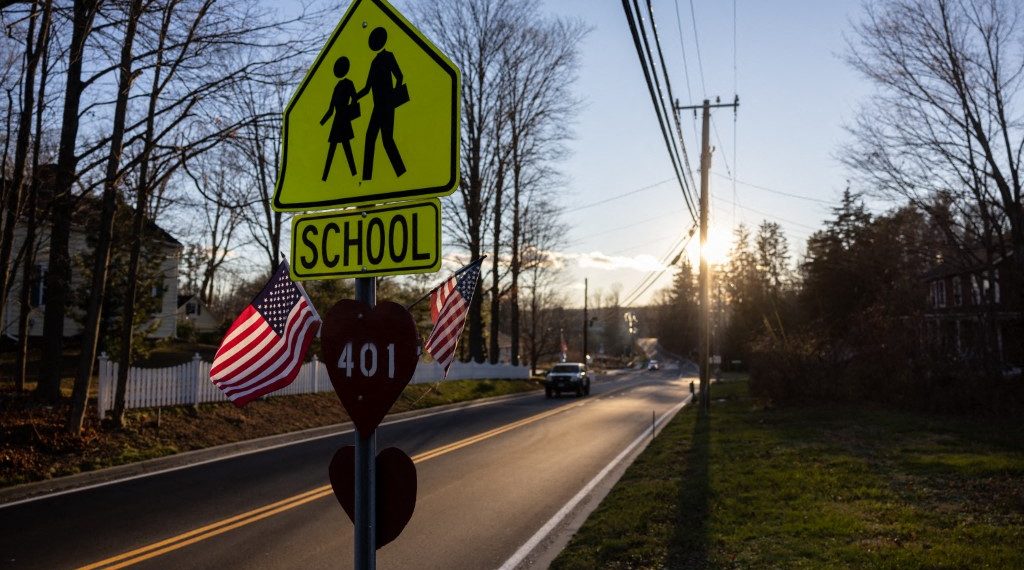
[455,264,480,299]
[254,266,302,336]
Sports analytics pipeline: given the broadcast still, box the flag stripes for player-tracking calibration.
[424,259,481,377]
[210,262,321,407]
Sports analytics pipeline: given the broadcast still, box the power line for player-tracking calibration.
[574,177,673,212]
[644,0,699,194]
[688,0,707,96]
[620,233,688,306]
[672,0,694,104]
[624,225,698,307]
[566,207,687,248]
[712,171,834,205]
[621,0,698,221]
[711,194,820,232]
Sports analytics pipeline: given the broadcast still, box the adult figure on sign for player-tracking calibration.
[320,56,360,181]
[357,26,408,181]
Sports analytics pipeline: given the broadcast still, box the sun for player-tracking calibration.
[685,225,732,267]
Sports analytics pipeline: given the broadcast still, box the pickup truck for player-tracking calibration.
[543,363,590,398]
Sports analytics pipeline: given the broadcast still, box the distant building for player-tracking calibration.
[176,294,222,333]
[2,187,182,340]
[923,252,1021,365]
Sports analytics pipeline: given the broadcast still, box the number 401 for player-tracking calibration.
[337,342,396,379]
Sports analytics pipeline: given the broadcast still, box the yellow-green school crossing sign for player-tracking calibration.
[272,0,460,212]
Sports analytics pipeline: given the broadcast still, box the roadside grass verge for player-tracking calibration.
[552,377,1024,569]
[0,378,539,488]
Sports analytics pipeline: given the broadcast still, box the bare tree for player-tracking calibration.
[844,0,1024,306]
[416,0,524,362]
[69,0,146,433]
[0,0,48,331]
[181,148,249,304]
[15,5,52,392]
[36,0,101,404]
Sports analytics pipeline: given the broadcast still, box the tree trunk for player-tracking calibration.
[36,0,98,404]
[15,0,51,392]
[0,0,44,343]
[529,280,538,375]
[488,161,504,364]
[69,0,143,433]
[509,144,522,366]
[113,2,172,427]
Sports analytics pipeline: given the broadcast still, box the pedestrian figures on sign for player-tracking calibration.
[357,27,408,181]
[321,56,360,181]
[320,26,409,183]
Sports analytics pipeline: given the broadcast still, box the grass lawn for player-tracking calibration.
[0,378,540,488]
[552,376,1024,569]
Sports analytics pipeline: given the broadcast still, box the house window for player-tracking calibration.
[970,274,981,305]
[981,270,1000,305]
[952,276,963,306]
[930,280,946,309]
[186,302,200,316]
[30,265,46,307]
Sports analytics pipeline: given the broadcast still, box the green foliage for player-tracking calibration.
[72,202,167,362]
[652,258,698,358]
[746,193,1024,413]
[554,379,1024,569]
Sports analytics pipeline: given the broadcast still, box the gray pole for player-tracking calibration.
[698,99,711,412]
[582,278,588,363]
[354,277,376,570]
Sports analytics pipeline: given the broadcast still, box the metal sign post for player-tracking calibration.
[353,276,376,570]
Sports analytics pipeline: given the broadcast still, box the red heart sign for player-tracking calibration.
[328,445,418,549]
[321,299,419,434]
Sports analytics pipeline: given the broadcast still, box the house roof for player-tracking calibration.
[177,294,197,308]
[923,249,1013,280]
[17,164,182,248]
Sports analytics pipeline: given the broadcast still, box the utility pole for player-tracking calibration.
[676,96,739,412]
[582,278,588,364]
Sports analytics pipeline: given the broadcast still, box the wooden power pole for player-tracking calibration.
[583,277,588,363]
[677,96,739,412]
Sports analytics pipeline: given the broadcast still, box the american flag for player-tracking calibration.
[210,261,321,407]
[424,259,482,377]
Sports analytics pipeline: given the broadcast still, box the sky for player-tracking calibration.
[270,0,875,307]
[532,0,872,307]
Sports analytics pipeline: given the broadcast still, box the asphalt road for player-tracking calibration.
[1,367,692,570]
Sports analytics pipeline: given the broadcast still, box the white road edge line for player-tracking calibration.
[497,392,694,570]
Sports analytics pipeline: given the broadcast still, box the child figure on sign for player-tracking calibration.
[320,56,360,181]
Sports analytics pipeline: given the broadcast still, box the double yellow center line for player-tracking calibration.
[78,401,581,570]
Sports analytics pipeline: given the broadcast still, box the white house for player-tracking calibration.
[176,294,222,333]
[2,198,182,340]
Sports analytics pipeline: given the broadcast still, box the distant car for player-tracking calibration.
[647,360,660,371]
[543,363,590,398]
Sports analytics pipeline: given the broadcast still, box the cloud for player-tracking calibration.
[550,250,667,272]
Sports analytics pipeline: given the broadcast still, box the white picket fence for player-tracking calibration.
[95,353,530,418]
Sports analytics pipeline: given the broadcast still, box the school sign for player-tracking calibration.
[272,0,460,212]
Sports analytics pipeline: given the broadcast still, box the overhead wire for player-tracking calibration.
[619,231,690,305]
[621,0,698,221]
[712,171,834,205]
[644,0,699,194]
[687,0,707,96]
[623,224,698,307]
[574,177,674,212]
